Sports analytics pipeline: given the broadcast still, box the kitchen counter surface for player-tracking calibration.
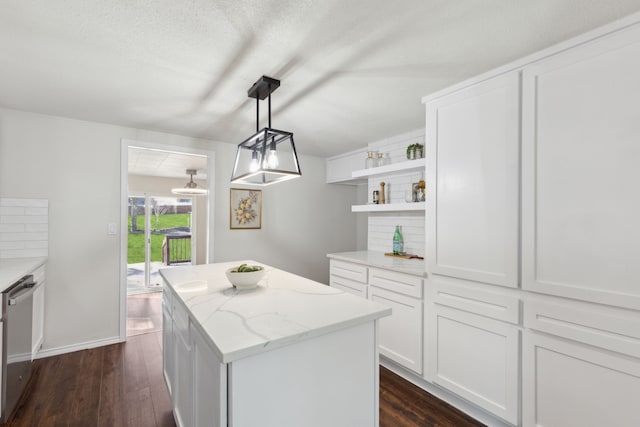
[327,250,426,277]
[160,261,390,364]
[0,257,47,291]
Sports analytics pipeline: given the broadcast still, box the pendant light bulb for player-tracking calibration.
[267,138,279,169]
[267,149,279,169]
[249,150,259,172]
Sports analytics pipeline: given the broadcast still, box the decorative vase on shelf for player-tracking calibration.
[406,144,416,160]
[415,144,424,159]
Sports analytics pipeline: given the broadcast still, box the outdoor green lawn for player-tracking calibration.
[127,213,191,263]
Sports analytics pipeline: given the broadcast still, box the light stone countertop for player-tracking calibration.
[159,261,391,364]
[0,257,47,292]
[327,250,427,277]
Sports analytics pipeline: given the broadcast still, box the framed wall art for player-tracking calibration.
[230,188,262,229]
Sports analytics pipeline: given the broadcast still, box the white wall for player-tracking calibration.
[0,108,360,354]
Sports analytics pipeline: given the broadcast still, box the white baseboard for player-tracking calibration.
[34,335,124,359]
[380,357,514,427]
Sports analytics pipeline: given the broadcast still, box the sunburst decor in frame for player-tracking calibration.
[230,188,262,229]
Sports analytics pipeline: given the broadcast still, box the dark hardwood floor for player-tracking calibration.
[127,292,163,337]
[7,293,485,427]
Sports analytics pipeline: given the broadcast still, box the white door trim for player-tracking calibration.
[119,139,216,341]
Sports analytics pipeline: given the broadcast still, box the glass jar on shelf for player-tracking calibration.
[365,151,376,169]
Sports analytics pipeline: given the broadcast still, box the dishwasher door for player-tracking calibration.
[1,275,35,423]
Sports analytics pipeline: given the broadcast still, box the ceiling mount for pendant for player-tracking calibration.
[230,75,302,186]
[172,169,208,196]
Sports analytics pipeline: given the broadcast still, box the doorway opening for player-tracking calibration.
[121,141,215,339]
[127,195,194,295]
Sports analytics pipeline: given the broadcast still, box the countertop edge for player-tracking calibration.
[161,263,391,365]
[327,251,427,277]
[0,257,48,291]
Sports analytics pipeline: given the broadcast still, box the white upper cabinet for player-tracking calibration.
[326,147,368,184]
[521,24,640,309]
[426,71,520,288]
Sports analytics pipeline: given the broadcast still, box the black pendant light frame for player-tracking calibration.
[230,76,302,186]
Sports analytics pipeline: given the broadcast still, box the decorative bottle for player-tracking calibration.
[393,225,404,255]
[365,151,376,169]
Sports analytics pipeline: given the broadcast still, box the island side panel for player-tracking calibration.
[228,321,377,427]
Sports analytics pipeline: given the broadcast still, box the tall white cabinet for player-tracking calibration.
[425,70,522,425]
[521,23,640,310]
[426,71,520,289]
[423,14,640,427]
[519,21,640,427]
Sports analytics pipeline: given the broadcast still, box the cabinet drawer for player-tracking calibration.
[524,298,640,359]
[369,268,423,298]
[430,275,520,324]
[330,260,368,283]
[330,276,367,299]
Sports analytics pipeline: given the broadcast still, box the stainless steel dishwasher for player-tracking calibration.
[1,274,35,423]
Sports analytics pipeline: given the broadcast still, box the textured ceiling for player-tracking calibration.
[128,147,207,179]
[2,1,640,157]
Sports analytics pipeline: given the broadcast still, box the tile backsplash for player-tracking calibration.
[0,198,49,258]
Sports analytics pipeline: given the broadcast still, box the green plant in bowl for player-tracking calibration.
[226,264,265,289]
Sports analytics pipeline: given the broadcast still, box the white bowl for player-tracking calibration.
[225,267,265,289]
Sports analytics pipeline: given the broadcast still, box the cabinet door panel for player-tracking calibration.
[192,324,226,427]
[162,304,174,397]
[370,287,422,374]
[523,331,640,427]
[429,305,519,424]
[426,71,520,288]
[522,24,640,309]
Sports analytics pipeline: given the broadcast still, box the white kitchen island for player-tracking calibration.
[159,261,391,427]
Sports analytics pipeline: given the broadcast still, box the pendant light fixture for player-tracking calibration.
[172,169,208,196]
[230,76,302,185]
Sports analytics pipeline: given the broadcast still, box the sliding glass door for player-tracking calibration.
[127,195,193,294]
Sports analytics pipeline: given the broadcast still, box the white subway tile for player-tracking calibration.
[0,198,48,207]
[0,224,24,233]
[0,241,25,250]
[25,207,48,216]
[0,248,48,259]
[0,207,25,215]
[0,215,48,224]
[25,224,48,232]
[0,232,49,242]
[25,241,48,249]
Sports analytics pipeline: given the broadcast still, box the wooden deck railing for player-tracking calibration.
[162,234,191,265]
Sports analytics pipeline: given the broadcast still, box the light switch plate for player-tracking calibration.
[107,223,117,235]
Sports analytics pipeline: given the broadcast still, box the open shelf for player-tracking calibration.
[352,158,425,179]
[351,202,425,213]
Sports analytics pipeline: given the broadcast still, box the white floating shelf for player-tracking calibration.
[351,202,426,213]
[352,158,426,179]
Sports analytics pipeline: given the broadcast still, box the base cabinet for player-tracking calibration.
[523,331,640,427]
[429,304,519,424]
[329,259,425,374]
[370,287,423,374]
[164,288,226,427]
